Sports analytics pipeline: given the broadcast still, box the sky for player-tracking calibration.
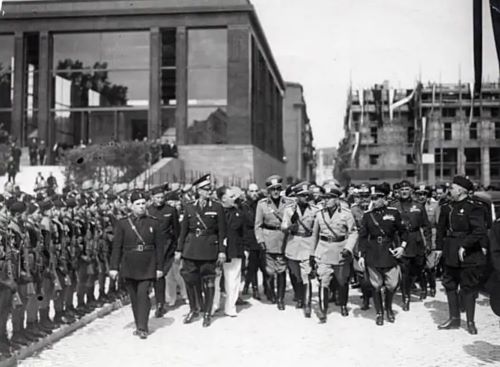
[251,0,500,148]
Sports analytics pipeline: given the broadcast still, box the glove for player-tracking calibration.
[109,270,118,280]
[259,242,266,251]
[392,246,404,259]
[174,251,182,263]
[156,270,164,279]
[458,247,466,262]
[358,257,365,271]
[216,252,227,268]
[341,248,352,261]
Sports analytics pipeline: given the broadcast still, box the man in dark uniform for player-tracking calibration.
[486,217,500,317]
[175,174,226,327]
[393,180,431,310]
[358,183,408,326]
[148,184,179,318]
[436,176,487,335]
[110,190,164,339]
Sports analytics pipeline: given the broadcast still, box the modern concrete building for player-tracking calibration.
[336,82,500,188]
[282,82,315,183]
[0,0,286,186]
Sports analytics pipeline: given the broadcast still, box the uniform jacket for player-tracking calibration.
[486,220,500,313]
[358,206,408,268]
[111,213,164,280]
[393,199,431,257]
[282,202,318,260]
[312,206,358,265]
[148,203,179,273]
[254,197,287,254]
[241,199,260,251]
[224,206,245,260]
[177,199,226,261]
[436,197,487,268]
[425,199,439,227]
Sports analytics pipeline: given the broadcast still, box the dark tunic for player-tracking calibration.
[111,214,164,280]
[224,206,245,260]
[148,203,179,273]
[242,199,260,251]
[393,198,431,257]
[436,197,487,268]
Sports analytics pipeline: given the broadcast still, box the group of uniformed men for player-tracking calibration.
[1,172,498,356]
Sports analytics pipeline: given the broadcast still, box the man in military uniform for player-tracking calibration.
[436,176,487,335]
[393,180,431,310]
[0,210,15,357]
[175,174,226,327]
[254,175,288,310]
[281,182,318,317]
[110,190,164,339]
[312,183,358,322]
[148,184,179,317]
[358,183,408,326]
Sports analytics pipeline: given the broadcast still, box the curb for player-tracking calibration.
[0,298,128,367]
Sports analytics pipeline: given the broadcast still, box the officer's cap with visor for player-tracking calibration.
[371,183,390,198]
[323,183,342,199]
[192,174,212,191]
[265,175,283,190]
[415,184,429,195]
[452,175,474,192]
[293,181,310,196]
[150,185,165,196]
[399,180,413,190]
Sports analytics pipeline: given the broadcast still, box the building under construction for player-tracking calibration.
[335,82,500,188]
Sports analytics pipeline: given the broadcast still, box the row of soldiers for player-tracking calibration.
[0,184,132,359]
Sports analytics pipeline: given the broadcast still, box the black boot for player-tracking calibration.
[10,332,31,347]
[318,286,329,323]
[252,286,261,301]
[402,289,410,311]
[265,276,276,304]
[385,290,395,323]
[464,292,478,335]
[373,290,384,326]
[242,282,250,296]
[295,282,304,309]
[202,280,215,328]
[39,308,57,330]
[26,322,48,339]
[54,312,71,325]
[429,288,436,297]
[276,272,286,311]
[304,281,312,318]
[361,294,371,311]
[438,291,461,330]
[183,284,200,324]
[339,285,349,316]
[155,303,167,318]
[0,337,11,358]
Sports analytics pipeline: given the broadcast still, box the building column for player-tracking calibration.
[12,32,25,144]
[149,27,161,140]
[38,31,53,162]
[175,26,187,145]
[481,146,491,187]
[227,25,251,144]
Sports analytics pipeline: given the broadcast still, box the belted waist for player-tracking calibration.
[126,244,155,252]
[369,235,392,244]
[262,224,281,231]
[189,228,217,237]
[446,231,468,238]
[320,235,346,243]
[293,232,312,238]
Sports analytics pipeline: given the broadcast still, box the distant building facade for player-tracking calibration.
[0,0,286,186]
[315,147,336,185]
[283,82,315,183]
[336,82,500,188]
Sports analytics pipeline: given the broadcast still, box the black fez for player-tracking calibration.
[10,201,26,214]
[452,175,474,191]
[66,197,77,208]
[27,203,39,215]
[373,183,391,196]
[130,190,146,203]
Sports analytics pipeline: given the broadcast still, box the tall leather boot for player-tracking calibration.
[438,291,461,330]
[373,290,384,326]
[265,276,276,304]
[183,284,200,324]
[463,292,478,335]
[252,285,261,301]
[318,286,329,323]
[339,285,349,316]
[303,281,312,318]
[276,272,286,311]
[401,282,410,311]
[289,271,299,302]
[385,290,395,323]
[39,308,57,330]
[295,282,304,309]
[202,279,215,327]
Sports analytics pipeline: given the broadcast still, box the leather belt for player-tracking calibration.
[320,235,346,243]
[293,232,312,238]
[371,236,391,244]
[127,244,154,252]
[262,224,281,231]
[190,228,217,237]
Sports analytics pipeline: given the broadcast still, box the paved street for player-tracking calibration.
[17,282,500,367]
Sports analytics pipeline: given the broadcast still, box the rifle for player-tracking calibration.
[48,234,63,293]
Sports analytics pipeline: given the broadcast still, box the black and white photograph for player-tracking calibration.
[0,0,499,366]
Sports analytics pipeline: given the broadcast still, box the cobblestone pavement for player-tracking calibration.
[19,282,500,367]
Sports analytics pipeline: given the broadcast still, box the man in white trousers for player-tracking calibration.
[165,262,187,306]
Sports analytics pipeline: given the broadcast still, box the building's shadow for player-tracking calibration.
[463,341,500,364]
[423,299,449,326]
